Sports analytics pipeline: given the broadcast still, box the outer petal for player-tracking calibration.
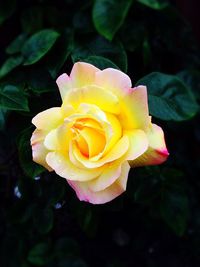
[130,124,169,167]
[62,85,120,114]
[95,69,149,130]
[46,152,104,181]
[95,68,132,94]
[125,129,149,160]
[32,107,63,131]
[30,129,52,171]
[89,163,122,192]
[67,161,130,204]
[70,62,100,88]
[56,62,99,100]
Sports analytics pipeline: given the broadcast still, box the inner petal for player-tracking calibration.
[78,127,106,158]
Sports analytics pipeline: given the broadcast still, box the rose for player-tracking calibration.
[31,62,169,204]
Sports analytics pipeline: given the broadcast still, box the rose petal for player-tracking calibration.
[95,69,149,130]
[46,152,104,181]
[32,107,63,131]
[125,129,149,160]
[130,123,169,166]
[70,62,99,88]
[62,85,120,114]
[31,129,52,171]
[67,161,130,204]
[89,163,122,192]
[56,73,72,100]
[72,135,129,168]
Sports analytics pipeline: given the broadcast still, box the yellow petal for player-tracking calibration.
[125,129,148,160]
[130,123,169,167]
[72,135,129,168]
[32,107,63,131]
[46,152,104,181]
[95,68,149,130]
[67,161,130,204]
[30,129,52,171]
[89,163,122,192]
[56,73,72,100]
[70,62,99,88]
[62,85,120,114]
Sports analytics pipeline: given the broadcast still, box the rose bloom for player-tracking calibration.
[31,62,169,204]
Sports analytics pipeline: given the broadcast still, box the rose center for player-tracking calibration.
[73,118,106,158]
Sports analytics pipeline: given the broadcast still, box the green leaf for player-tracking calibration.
[0,55,23,79]
[47,29,74,78]
[137,0,169,10]
[160,187,189,236]
[92,0,133,40]
[22,29,60,65]
[136,72,198,121]
[177,70,200,102]
[0,85,29,111]
[0,0,16,25]
[6,34,27,55]
[84,56,119,70]
[27,243,51,266]
[0,108,8,130]
[17,128,45,178]
[20,6,43,34]
[71,36,127,72]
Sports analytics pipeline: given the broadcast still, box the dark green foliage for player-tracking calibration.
[136,72,198,121]
[0,0,200,267]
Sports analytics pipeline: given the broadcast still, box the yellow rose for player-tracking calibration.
[31,62,169,204]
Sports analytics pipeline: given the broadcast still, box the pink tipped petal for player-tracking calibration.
[95,68,132,95]
[32,107,63,131]
[95,70,149,130]
[46,152,104,181]
[119,85,150,130]
[56,73,72,100]
[31,129,52,171]
[89,164,122,192]
[70,62,99,88]
[68,161,130,204]
[130,124,169,167]
[125,129,149,160]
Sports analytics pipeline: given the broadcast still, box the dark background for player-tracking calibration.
[0,1,200,267]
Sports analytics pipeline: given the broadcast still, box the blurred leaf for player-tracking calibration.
[142,37,152,66]
[0,0,16,25]
[136,72,198,121]
[92,0,133,40]
[137,0,169,10]
[84,55,119,70]
[6,34,27,55]
[21,6,43,34]
[17,127,45,178]
[0,108,8,130]
[177,70,200,102]
[47,29,74,78]
[35,207,54,234]
[27,242,51,266]
[72,36,127,72]
[160,186,189,236]
[22,29,60,65]
[132,167,162,203]
[55,238,79,259]
[27,68,56,93]
[0,56,23,79]
[0,85,29,111]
